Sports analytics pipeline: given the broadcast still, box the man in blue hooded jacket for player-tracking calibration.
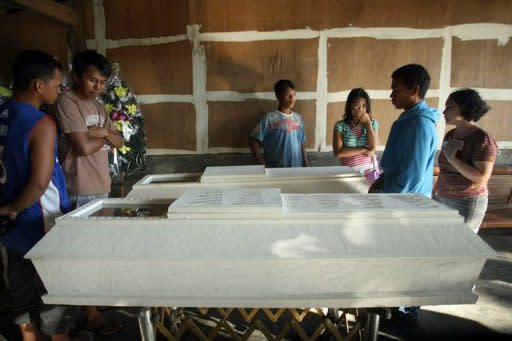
[371,64,439,198]
[370,64,440,322]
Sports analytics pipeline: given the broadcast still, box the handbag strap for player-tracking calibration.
[372,155,380,171]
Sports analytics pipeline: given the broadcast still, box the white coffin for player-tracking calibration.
[200,165,266,183]
[128,166,368,199]
[264,166,361,179]
[200,165,360,183]
[26,195,494,308]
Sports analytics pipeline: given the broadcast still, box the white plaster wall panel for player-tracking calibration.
[475,101,512,143]
[328,37,442,92]
[451,38,512,89]
[207,100,318,149]
[104,0,189,39]
[141,102,197,150]
[205,39,318,92]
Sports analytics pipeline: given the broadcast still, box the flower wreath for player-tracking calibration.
[0,85,11,106]
[101,64,146,182]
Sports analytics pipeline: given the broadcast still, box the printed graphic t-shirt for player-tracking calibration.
[55,90,112,195]
[250,110,306,168]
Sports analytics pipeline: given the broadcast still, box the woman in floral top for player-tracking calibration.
[435,88,497,233]
[332,88,379,183]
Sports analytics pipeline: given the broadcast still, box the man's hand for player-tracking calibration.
[88,126,109,139]
[0,205,17,220]
[360,112,372,125]
[443,139,464,163]
[363,148,376,157]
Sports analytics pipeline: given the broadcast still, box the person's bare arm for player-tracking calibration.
[88,126,123,148]
[0,117,56,219]
[105,128,123,148]
[248,136,267,167]
[68,127,123,156]
[66,131,106,156]
[443,140,494,185]
[301,144,309,167]
[361,113,378,153]
[332,129,370,158]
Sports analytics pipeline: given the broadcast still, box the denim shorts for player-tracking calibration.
[69,193,108,209]
[435,195,488,233]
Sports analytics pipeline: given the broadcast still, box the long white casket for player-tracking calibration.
[26,189,495,309]
[127,165,369,199]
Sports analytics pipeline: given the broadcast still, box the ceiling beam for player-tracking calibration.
[13,0,78,26]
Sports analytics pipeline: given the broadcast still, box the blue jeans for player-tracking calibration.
[68,193,108,209]
[435,195,488,233]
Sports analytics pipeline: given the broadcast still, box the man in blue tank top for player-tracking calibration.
[0,50,76,341]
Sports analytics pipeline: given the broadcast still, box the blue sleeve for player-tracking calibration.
[384,118,434,193]
[371,119,379,130]
[250,116,267,142]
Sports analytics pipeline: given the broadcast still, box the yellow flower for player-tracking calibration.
[118,145,131,154]
[126,104,137,114]
[0,86,11,97]
[114,86,127,98]
[114,121,124,131]
[104,103,113,114]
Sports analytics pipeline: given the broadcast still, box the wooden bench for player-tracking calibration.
[481,166,512,228]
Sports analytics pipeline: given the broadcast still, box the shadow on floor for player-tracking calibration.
[379,309,510,341]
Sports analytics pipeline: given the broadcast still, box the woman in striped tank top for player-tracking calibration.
[332,88,380,183]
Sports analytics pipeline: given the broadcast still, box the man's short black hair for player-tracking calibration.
[12,50,62,91]
[392,64,431,99]
[449,88,490,122]
[72,49,112,78]
[274,79,296,97]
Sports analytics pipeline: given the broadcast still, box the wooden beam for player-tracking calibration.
[14,0,78,26]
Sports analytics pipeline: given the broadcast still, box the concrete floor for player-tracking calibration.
[378,229,512,341]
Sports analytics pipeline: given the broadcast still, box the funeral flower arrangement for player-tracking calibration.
[0,84,11,106]
[101,64,146,182]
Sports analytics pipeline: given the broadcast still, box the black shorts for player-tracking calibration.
[5,249,45,323]
[4,249,77,335]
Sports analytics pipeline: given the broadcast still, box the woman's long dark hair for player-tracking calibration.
[343,88,372,124]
